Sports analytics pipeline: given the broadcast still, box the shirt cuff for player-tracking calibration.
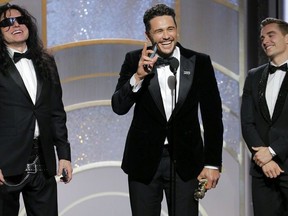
[130,74,143,92]
[204,165,219,170]
[268,146,276,157]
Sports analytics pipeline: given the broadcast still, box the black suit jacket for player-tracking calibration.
[241,63,288,176]
[112,43,223,184]
[0,57,71,177]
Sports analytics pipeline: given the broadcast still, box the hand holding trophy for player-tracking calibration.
[194,179,208,201]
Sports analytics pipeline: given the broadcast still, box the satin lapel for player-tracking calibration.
[8,62,31,101]
[35,65,43,102]
[148,68,166,119]
[272,71,288,123]
[172,55,196,115]
[258,65,271,124]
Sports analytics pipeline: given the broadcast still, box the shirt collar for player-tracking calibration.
[270,60,288,67]
[7,46,28,59]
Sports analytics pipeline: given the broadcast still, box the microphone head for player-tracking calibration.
[167,75,176,90]
[169,57,179,75]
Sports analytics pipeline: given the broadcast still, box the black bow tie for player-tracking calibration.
[13,51,32,63]
[269,63,288,74]
[156,57,173,66]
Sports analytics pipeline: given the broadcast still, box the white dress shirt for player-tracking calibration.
[266,61,287,117]
[157,47,180,121]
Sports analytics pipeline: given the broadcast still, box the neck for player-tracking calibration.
[270,53,288,66]
[6,43,27,53]
[271,59,288,66]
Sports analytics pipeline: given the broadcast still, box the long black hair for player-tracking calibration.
[0,3,57,81]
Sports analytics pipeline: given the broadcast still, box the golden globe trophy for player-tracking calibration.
[194,179,208,201]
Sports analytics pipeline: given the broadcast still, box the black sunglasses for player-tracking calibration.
[0,16,27,28]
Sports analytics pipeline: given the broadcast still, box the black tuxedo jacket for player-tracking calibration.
[112,43,223,184]
[241,63,288,176]
[0,57,71,177]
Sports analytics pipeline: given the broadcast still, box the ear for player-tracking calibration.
[145,32,152,43]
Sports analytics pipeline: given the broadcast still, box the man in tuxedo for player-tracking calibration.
[241,17,288,216]
[0,4,72,216]
[112,4,223,216]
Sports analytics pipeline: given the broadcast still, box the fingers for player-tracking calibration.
[0,169,4,186]
[139,43,158,74]
[197,169,220,190]
[65,167,73,183]
[252,147,272,167]
[262,161,284,178]
[205,177,219,190]
[58,160,73,184]
[254,160,264,167]
[252,146,259,151]
[264,169,281,178]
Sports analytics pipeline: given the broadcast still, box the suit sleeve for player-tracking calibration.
[199,55,223,167]
[111,51,140,115]
[241,70,265,153]
[50,59,71,161]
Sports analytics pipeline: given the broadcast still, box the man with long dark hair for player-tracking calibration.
[0,4,72,216]
[112,4,223,216]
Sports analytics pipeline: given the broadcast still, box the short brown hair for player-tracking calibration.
[261,17,288,35]
[143,4,176,33]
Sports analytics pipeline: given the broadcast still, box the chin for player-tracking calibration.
[158,48,175,58]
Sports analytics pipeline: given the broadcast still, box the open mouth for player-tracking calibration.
[264,44,274,51]
[12,30,22,35]
[161,41,172,46]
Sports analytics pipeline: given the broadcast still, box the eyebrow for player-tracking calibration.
[153,25,176,31]
[260,30,276,39]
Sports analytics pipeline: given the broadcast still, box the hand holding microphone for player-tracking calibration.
[143,43,158,72]
[135,43,158,83]
[60,169,68,183]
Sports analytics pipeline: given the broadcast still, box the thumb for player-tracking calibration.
[197,174,206,181]
[57,165,64,176]
[252,147,259,151]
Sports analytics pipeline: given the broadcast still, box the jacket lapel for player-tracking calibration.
[8,60,42,104]
[35,63,43,102]
[148,44,196,121]
[258,65,271,124]
[148,68,166,119]
[272,71,288,123]
[8,62,32,101]
[172,55,196,116]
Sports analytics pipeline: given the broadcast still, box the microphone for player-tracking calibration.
[169,57,179,75]
[167,75,176,90]
[143,43,158,72]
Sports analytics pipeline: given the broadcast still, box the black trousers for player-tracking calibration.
[128,147,198,216]
[0,172,58,216]
[252,174,288,216]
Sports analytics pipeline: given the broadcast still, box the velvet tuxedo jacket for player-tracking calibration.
[112,43,223,184]
[241,63,288,176]
[0,57,71,177]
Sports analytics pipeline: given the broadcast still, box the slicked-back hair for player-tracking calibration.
[261,17,288,36]
[143,3,176,33]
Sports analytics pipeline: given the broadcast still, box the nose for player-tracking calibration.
[162,30,170,39]
[261,36,269,46]
[13,20,20,27]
